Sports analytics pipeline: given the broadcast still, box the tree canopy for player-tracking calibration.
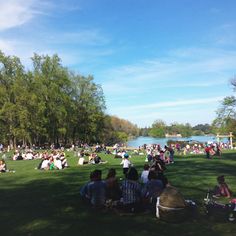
[0,51,114,147]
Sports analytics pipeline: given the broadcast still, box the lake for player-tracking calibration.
[127,136,229,148]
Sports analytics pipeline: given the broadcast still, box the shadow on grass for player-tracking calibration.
[1,152,236,236]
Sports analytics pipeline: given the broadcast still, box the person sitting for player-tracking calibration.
[120,167,142,213]
[54,157,62,170]
[78,156,88,165]
[140,164,150,184]
[60,154,69,168]
[150,155,166,174]
[94,154,102,164]
[40,157,50,170]
[142,170,164,210]
[0,159,7,172]
[213,175,232,198]
[87,169,106,208]
[105,168,122,202]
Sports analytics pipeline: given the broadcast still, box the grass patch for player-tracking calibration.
[1,151,236,236]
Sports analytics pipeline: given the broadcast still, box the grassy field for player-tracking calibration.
[1,150,236,236]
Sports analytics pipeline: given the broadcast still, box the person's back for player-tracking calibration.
[106,168,121,201]
[87,170,106,207]
[121,167,141,205]
[88,180,106,206]
[140,164,150,184]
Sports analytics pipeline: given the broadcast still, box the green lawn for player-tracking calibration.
[1,150,236,236]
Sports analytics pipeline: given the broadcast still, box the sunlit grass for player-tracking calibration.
[0,150,236,236]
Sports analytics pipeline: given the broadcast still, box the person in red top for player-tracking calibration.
[205,145,212,159]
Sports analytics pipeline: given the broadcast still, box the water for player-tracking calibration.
[127,136,229,148]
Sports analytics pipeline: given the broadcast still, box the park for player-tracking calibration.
[1,1,236,235]
[1,149,236,236]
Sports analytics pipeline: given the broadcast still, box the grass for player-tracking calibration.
[1,150,236,236]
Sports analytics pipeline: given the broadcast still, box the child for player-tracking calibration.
[213,175,232,198]
[120,153,132,176]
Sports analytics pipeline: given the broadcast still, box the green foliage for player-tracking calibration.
[0,51,109,146]
[148,119,166,137]
[213,92,236,136]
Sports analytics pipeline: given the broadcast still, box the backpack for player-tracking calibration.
[156,186,195,223]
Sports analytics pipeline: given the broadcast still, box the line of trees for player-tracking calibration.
[140,120,213,138]
[0,51,138,148]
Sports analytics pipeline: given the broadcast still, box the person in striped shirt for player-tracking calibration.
[120,167,142,212]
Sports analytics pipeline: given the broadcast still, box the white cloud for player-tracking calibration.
[112,96,225,113]
[100,48,236,97]
[0,0,37,31]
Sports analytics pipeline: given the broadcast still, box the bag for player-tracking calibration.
[156,186,195,223]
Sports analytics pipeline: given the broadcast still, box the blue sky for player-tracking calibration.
[0,0,236,127]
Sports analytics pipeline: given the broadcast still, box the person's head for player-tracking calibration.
[148,170,158,180]
[217,175,225,184]
[90,169,102,181]
[106,168,116,179]
[143,164,149,171]
[126,167,139,181]
[124,153,129,159]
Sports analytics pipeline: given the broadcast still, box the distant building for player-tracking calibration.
[165,133,182,138]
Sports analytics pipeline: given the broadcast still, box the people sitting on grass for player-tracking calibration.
[88,153,107,164]
[213,175,232,198]
[80,165,169,213]
[37,151,69,170]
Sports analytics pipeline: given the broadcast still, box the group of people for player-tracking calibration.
[12,149,42,160]
[205,144,222,159]
[37,151,69,170]
[78,151,107,165]
[80,153,169,213]
[145,144,175,164]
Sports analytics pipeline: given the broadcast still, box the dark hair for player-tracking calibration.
[106,168,116,179]
[217,175,225,184]
[90,169,102,181]
[143,164,149,170]
[126,167,139,181]
[148,170,158,180]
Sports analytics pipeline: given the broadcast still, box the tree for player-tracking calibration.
[0,51,26,147]
[148,119,166,137]
[213,76,236,135]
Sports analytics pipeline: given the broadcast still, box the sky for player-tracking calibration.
[0,0,236,127]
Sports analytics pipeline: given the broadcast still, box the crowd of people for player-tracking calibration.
[80,152,170,214]
[80,167,167,213]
